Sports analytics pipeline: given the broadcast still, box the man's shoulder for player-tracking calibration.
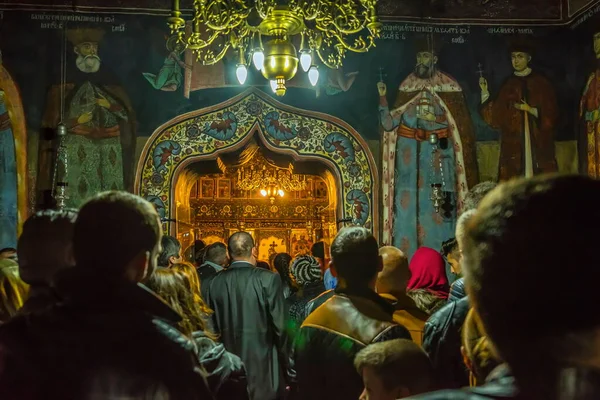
[408,389,506,399]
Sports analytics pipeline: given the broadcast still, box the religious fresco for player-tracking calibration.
[0,7,599,247]
[579,30,600,177]
[39,26,135,208]
[135,89,379,236]
[0,61,28,249]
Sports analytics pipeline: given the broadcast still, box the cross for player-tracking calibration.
[378,66,387,83]
[476,63,484,78]
[269,241,278,252]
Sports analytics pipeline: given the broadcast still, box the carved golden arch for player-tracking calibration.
[134,88,379,238]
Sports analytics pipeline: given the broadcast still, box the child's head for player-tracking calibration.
[354,339,434,400]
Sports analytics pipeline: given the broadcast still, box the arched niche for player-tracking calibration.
[135,88,379,238]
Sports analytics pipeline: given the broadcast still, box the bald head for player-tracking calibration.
[377,246,410,297]
[228,231,255,262]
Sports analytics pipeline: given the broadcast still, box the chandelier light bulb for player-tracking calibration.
[269,80,278,93]
[308,65,319,87]
[236,64,248,85]
[260,189,267,197]
[300,51,312,72]
[277,189,285,197]
[252,49,264,71]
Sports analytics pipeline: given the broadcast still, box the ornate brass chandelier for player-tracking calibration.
[168,0,381,96]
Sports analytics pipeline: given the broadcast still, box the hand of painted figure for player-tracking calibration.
[77,111,93,124]
[377,81,387,97]
[418,111,437,122]
[96,94,111,109]
[514,99,531,112]
[479,77,488,93]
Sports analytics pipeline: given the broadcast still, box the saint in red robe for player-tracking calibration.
[481,71,558,180]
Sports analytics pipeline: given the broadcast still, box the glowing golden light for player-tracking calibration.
[167,0,381,96]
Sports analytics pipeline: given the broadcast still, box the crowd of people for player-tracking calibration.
[0,174,598,399]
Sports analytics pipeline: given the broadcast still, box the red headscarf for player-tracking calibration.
[407,247,449,299]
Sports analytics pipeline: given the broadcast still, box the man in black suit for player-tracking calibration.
[203,232,287,400]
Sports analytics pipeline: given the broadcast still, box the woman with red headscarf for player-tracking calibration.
[407,247,449,315]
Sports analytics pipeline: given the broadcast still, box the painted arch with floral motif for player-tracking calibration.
[135,88,379,237]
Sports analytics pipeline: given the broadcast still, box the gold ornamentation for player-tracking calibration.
[168,0,381,95]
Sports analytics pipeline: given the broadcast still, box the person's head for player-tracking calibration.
[440,238,460,275]
[355,339,434,400]
[68,28,104,74]
[462,181,497,214]
[376,246,410,298]
[256,261,271,270]
[171,262,213,316]
[227,231,256,264]
[157,236,182,268]
[273,252,293,285]
[446,209,478,276]
[183,245,195,264]
[510,51,531,72]
[0,263,29,322]
[17,209,78,286]
[415,51,437,79]
[461,308,501,386]
[311,241,325,261]
[330,227,381,290]
[73,191,161,283]
[145,268,209,336]
[462,175,600,390]
[407,247,449,298]
[194,240,207,265]
[594,31,600,58]
[290,255,322,287]
[203,242,228,267]
[0,248,17,263]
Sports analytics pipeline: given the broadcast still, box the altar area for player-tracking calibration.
[178,140,338,261]
[134,89,379,257]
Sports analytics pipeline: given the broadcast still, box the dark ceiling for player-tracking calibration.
[0,0,597,24]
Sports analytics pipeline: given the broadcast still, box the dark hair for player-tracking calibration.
[462,181,497,214]
[194,240,206,255]
[74,191,160,275]
[440,238,458,258]
[193,240,207,265]
[157,236,181,268]
[256,261,271,270]
[18,208,78,285]
[273,253,293,287]
[463,175,600,376]
[203,242,227,266]
[311,242,325,259]
[228,232,254,259]
[330,227,379,286]
[0,248,16,254]
[354,339,433,395]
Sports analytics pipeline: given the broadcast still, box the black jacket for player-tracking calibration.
[409,365,517,399]
[0,267,212,400]
[202,261,288,400]
[193,331,249,400]
[304,288,335,319]
[422,296,471,390]
[294,288,412,400]
[448,278,467,303]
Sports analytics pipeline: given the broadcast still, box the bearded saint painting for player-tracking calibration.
[378,38,478,257]
[41,28,135,208]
